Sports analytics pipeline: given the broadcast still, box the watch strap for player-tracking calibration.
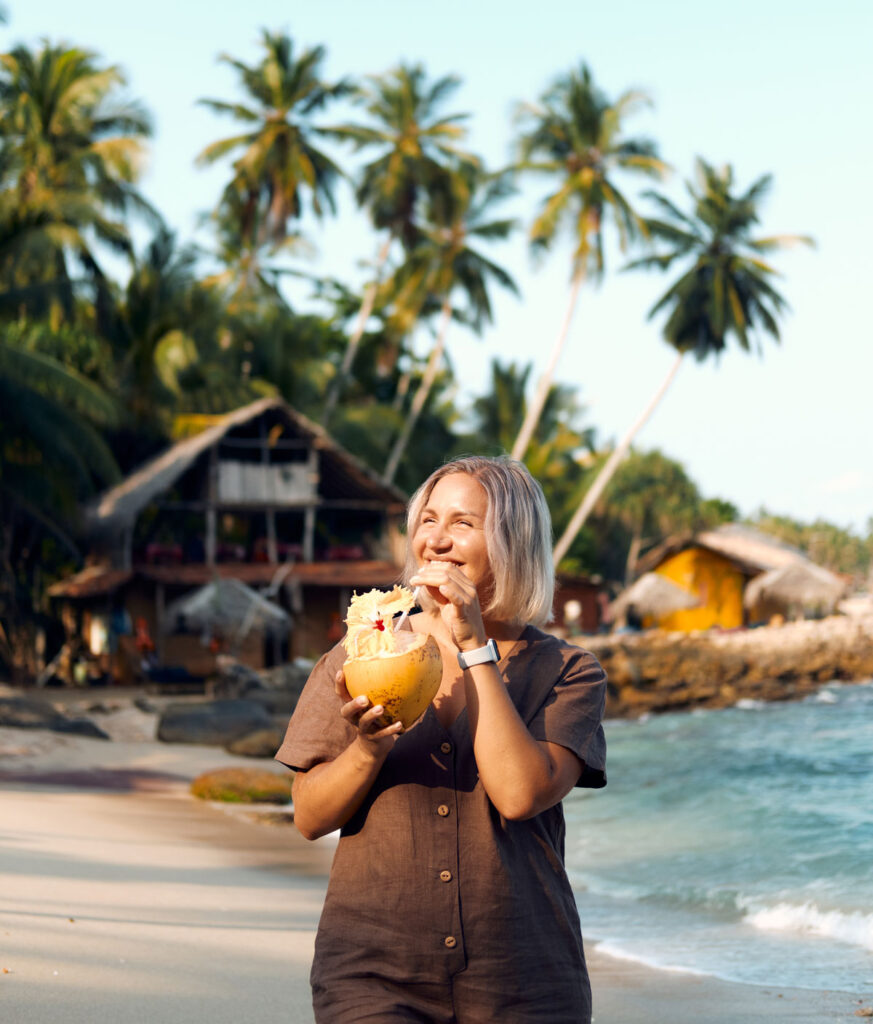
[457,638,499,670]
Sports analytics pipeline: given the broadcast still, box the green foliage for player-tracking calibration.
[516,62,666,279]
[0,40,155,319]
[628,158,814,359]
[198,30,351,251]
[454,358,595,534]
[560,448,735,583]
[0,320,121,676]
[331,62,474,250]
[0,32,823,676]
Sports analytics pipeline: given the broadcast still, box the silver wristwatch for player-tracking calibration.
[457,638,500,670]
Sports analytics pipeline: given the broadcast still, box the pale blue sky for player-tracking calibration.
[10,0,873,531]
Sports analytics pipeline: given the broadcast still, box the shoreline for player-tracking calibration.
[576,612,873,716]
[1,727,870,1023]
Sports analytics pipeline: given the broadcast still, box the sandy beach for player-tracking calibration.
[1,715,870,1024]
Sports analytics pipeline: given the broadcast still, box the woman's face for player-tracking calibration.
[412,474,492,596]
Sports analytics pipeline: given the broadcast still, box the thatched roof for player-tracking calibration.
[86,397,407,535]
[744,562,847,612]
[610,572,701,620]
[164,578,290,634]
[638,524,807,577]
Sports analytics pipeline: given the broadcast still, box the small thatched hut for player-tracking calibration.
[636,524,816,631]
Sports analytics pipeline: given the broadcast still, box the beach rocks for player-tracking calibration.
[0,695,110,739]
[224,727,283,758]
[156,699,274,746]
[190,766,293,804]
[579,613,873,717]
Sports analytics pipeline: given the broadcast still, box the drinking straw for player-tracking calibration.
[394,587,420,632]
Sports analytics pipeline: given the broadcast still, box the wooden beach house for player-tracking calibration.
[48,398,407,683]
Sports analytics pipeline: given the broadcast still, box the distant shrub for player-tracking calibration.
[190,767,293,804]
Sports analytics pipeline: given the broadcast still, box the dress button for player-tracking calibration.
[444,935,457,949]
[437,804,450,817]
[440,870,452,882]
[440,742,452,754]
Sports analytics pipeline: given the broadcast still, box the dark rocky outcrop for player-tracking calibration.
[577,614,873,717]
[156,699,274,746]
[0,695,110,739]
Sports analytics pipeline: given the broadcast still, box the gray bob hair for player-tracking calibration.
[403,455,555,627]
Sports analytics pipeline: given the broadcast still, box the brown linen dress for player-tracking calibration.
[276,625,607,1024]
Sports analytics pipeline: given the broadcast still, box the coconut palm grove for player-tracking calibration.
[1,28,871,678]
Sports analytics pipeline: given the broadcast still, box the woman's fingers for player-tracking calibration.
[339,692,403,738]
[411,564,477,609]
[335,669,352,703]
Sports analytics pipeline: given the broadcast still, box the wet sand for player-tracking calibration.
[1,727,869,1023]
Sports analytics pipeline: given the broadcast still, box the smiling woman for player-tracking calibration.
[405,456,555,628]
[276,455,608,1023]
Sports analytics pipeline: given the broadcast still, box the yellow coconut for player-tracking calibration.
[341,587,442,729]
[344,633,442,729]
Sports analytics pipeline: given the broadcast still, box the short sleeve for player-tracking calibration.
[274,643,356,772]
[527,646,607,789]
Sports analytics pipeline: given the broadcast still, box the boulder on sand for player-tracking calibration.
[156,699,274,746]
[225,727,284,758]
[0,695,109,739]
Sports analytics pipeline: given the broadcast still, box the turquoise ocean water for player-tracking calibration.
[565,680,873,993]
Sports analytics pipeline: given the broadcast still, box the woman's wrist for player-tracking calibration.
[458,636,489,653]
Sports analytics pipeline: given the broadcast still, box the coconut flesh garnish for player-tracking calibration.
[342,586,442,728]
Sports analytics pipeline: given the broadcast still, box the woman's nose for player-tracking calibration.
[426,524,452,551]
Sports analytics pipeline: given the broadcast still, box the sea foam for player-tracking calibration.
[593,940,710,976]
[745,902,873,951]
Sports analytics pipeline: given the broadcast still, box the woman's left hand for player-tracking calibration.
[410,562,487,652]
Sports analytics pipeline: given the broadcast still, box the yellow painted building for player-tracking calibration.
[651,547,746,632]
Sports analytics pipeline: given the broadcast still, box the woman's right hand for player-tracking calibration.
[335,669,402,758]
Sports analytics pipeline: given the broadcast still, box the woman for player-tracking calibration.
[276,456,607,1023]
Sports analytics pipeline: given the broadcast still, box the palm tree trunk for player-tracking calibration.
[552,351,684,566]
[323,235,392,426]
[382,297,452,485]
[510,267,586,461]
[392,365,413,411]
[625,526,643,586]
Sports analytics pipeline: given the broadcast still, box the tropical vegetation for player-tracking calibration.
[0,25,858,682]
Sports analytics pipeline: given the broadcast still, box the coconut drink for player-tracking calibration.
[342,586,442,729]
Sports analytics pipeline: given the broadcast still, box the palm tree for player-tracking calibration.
[458,357,596,535]
[198,185,312,312]
[0,41,155,313]
[460,358,594,458]
[381,164,518,484]
[322,63,475,422]
[197,30,350,290]
[0,320,120,677]
[510,63,666,461]
[552,158,814,566]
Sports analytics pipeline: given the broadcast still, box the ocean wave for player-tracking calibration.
[807,688,838,704]
[734,697,768,710]
[744,902,873,951]
[592,940,710,976]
